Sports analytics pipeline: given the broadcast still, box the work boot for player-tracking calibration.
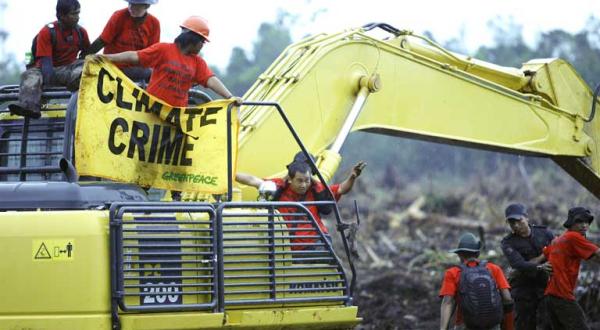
[8,102,41,119]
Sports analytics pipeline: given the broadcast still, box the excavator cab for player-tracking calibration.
[0,85,360,329]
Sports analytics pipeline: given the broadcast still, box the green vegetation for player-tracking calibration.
[211,14,292,97]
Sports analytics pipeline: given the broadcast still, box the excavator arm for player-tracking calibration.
[236,23,600,199]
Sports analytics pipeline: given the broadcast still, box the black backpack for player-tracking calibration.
[27,23,84,68]
[458,260,504,329]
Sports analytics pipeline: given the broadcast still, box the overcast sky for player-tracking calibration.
[2,0,600,70]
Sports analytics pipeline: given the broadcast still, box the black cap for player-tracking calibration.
[563,207,594,228]
[291,151,315,164]
[505,203,528,221]
[287,151,316,171]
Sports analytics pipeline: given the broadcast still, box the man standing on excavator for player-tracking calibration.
[94,16,240,107]
[9,0,90,119]
[81,0,160,81]
[93,15,240,201]
[500,203,554,330]
[236,153,366,250]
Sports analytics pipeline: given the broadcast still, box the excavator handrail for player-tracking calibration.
[0,87,74,181]
[216,201,353,310]
[229,101,359,297]
[229,101,335,201]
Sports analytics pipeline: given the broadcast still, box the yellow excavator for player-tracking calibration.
[0,22,599,330]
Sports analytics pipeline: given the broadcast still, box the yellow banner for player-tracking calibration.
[76,59,238,194]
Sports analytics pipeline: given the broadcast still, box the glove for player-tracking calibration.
[258,181,277,195]
[229,96,243,106]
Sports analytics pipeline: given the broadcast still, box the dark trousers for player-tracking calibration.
[513,294,551,330]
[545,295,589,330]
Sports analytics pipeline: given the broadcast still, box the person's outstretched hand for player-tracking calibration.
[351,161,367,178]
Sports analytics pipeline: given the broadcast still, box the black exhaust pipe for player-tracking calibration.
[59,158,79,183]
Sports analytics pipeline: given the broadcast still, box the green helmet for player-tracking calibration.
[449,233,481,253]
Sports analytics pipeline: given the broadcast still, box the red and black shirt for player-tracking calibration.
[35,21,90,67]
[269,178,341,250]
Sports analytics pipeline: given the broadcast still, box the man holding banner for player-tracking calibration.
[93,15,240,107]
[78,15,243,195]
[84,15,241,197]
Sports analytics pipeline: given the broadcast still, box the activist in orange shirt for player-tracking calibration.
[94,16,240,107]
[439,233,514,330]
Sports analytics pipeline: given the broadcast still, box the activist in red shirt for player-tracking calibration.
[543,207,600,330]
[35,20,89,67]
[9,0,90,119]
[267,175,341,250]
[236,153,366,251]
[97,15,239,107]
[439,233,514,330]
[83,0,160,81]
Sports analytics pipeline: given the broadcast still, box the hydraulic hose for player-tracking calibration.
[586,83,600,122]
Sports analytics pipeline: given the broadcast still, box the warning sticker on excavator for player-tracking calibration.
[32,240,75,261]
[76,58,239,194]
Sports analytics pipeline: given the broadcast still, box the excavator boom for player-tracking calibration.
[237,23,600,199]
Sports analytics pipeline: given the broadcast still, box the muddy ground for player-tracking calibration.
[330,169,600,330]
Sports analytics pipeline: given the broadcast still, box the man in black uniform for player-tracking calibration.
[500,203,554,330]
